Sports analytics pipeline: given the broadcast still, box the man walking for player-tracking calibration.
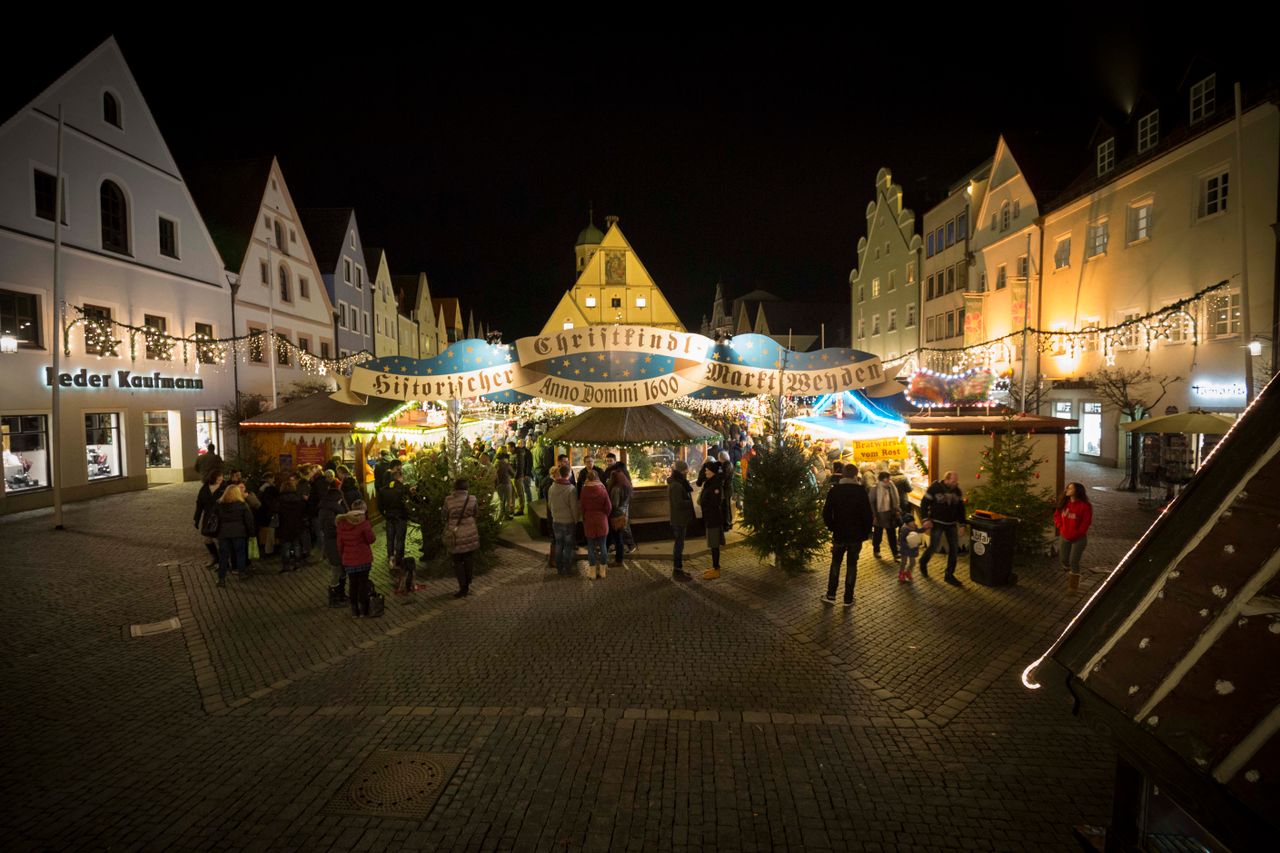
[821,467,872,607]
[919,470,966,587]
[378,467,410,573]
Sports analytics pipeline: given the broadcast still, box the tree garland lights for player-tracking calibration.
[883,279,1229,372]
[64,304,372,375]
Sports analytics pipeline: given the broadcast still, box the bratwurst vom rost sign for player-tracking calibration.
[349,327,899,407]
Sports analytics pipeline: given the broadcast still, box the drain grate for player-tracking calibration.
[324,751,462,821]
[129,617,182,638]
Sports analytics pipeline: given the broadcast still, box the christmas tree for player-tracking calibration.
[966,423,1055,559]
[741,436,829,572]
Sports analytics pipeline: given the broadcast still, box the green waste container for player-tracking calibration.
[967,511,1018,586]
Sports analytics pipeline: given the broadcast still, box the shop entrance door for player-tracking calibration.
[145,411,184,484]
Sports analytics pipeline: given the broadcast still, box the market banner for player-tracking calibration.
[348,327,893,407]
[852,437,909,463]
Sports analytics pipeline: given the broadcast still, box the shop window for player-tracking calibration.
[1054,401,1075,452]
[2,414,51,491]
[1080,403,1103,456]
[85,412,122,480]
[144,411,172,468]
[196,409,221,457]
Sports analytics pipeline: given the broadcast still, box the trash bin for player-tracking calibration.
[967,511,1017,586]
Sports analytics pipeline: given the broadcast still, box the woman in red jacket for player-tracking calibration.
[336,499,377,617]
[578,469,613,579]
[1053,482,1092,590]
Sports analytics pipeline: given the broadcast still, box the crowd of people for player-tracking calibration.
[818,461,1094,607]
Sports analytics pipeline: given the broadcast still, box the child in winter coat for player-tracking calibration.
[897,511,922,583]
[336,499,376,617]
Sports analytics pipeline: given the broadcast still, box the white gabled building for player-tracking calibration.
[850,168,922,359]
[185,158,337,407]
[0,38,236,514]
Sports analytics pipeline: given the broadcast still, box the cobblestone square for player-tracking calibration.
[0,462,1150,851]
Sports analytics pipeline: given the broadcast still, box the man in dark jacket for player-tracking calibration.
[513,440,535,515]
[821,470,873,606]
[666,461,695,582]
[318,475,349,602]
[919,471,966,586]
[378,469,410,569]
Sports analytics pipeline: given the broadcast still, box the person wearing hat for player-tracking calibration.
[336,499,376,617]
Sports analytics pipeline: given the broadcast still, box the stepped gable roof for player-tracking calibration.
[297,208,354,273]
[183,158,275,272]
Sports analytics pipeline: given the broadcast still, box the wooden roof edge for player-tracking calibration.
[1052,376,1280,677]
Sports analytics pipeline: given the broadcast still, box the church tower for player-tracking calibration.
[574,208,604,277]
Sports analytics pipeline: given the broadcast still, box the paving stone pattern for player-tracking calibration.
[0,459,1149,851]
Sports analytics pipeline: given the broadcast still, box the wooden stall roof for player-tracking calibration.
[543,404,720,447]
[1044,374,1280,844]
[905,413,1078,436]
[240,392,402,430]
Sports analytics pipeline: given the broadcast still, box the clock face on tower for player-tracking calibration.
[605,251,626,284]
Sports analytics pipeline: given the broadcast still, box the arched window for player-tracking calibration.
[103,91,122,128]
[100,180,129,254]
[1000,201,1010,232]
[278,264,291,303]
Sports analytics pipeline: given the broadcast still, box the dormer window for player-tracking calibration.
[1190,74,1215,124]
[1137,110,1159,153]
[102,91,121,129]
[1097,138,1115,176]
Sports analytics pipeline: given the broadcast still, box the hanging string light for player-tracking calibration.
[883,279,1229,372]
[66,304,372,375]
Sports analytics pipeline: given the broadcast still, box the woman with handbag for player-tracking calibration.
[579,469,613,579]
[442,479,481,597]
[194,470,227,569]
[606,468,631,568]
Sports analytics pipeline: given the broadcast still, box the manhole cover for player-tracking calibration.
[129,617,181,638]
[324,751,462,821]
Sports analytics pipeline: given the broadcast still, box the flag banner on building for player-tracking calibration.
[348,327,896,407]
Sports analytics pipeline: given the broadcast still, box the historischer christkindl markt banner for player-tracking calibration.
[351,326,900,407]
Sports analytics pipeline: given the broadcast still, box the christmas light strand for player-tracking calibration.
[64,304,372,375]
[883,279,1231,371]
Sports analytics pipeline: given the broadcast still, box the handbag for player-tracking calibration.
[610,514,627,531]
[441,496,473,551]
[200,511,220,538]
[248,538,260,560]
[368,588,385,618]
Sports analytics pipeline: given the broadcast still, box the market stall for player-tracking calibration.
[905,413,1078,499]
[535,404,722,535]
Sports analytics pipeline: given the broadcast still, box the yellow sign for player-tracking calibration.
[853,437,908,462]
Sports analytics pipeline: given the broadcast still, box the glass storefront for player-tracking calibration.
[3,414,51,492]
[85,412,122,480]
[144,411,171,468]
[1080,402,1103,457]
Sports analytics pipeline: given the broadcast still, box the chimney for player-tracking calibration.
[605,215,619,230]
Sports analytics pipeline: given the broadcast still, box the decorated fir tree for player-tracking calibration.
[742,436,829,572]
[966,424,1055,559]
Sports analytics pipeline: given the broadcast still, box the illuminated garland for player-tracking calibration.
[883,279,1230,371]
[64,304,372,375]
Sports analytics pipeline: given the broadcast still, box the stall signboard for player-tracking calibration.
[853,437,909,462]
[350,328,900,407]
[295,442,326,466]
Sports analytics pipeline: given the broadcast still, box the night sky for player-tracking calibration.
[7,26,1270,339]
